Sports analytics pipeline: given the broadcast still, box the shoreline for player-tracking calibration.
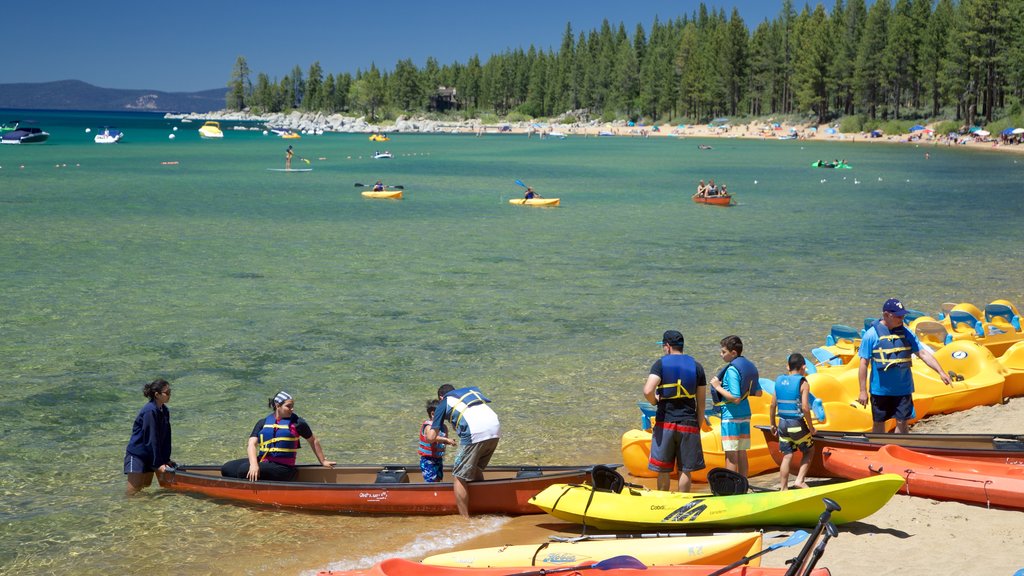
[168,110,1024,156]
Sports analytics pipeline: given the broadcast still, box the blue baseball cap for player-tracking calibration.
[883,298,908,316]
[659,330,685,347]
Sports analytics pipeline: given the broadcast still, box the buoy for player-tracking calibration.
[168,134,175,140]
[85,128,91,133]
[172,126,178,131]
[262,130,268,136]
[753,180,758,184]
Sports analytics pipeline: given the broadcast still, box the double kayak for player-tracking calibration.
[509,198,560,207]
[822,444,1024,510]
[422,532,763,568]
[319,558,833,576]
[362,190,403,199]
[759,426,1024,479]
[158,463,596,515]
[528,474,905,529]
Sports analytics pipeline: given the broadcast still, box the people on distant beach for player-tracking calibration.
[124,379,174,495]
[418,399,456,482]
[857,298,953,434]
[425,384,500,516]
[220,391,336,482]
[285,145,294,169]
[771,353,816,490]
[709,335,763,480]
[643,329,709,493]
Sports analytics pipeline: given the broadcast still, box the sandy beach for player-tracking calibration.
[414,396,1024,576]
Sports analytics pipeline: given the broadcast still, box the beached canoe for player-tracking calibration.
[758,426,1024,478]
[693,194,734,206]
[822,444,1024,510]
[509,198,560,207]
[319,558,833,576]
[361,190,403,199]
[157,464,596,515]
[422,531,763,568]
[528,474,904,529]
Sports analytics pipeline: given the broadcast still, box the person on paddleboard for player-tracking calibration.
[285,145,294,169]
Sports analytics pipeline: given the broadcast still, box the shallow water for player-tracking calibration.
[1,110,1022,575]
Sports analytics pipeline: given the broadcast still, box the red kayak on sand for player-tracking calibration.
[821,444,1024,510]
[758,426,1024,478]
[318,557,832,576]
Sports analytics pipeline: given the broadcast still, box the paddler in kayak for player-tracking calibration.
[524,186,543,200]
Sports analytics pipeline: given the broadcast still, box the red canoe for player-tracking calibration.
[318,557,832,576]
[158,464,596,515]
[821,444,1024,510]
[692,194,734,206]
[757,426,1024,478]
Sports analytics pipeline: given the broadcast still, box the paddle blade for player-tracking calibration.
[393,185,404,189]
[768,529,810,551]
[514,179,527,188]
[354,183,365,187]
[594,555,647,570]
[302,158,311,164]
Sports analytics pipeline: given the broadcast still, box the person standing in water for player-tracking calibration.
[124,379,174,495]
[285,145,294,169]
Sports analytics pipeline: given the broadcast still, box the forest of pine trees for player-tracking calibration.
[226,0,1024,128]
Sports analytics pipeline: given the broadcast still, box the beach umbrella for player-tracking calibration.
[1001,127,1017,135]
[1013,128,1024,135]
[825,127,837,134]
[910,124,925,132]
[975,130,990,137]
[968,126,981,133]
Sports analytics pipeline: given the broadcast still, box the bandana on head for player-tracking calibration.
[273,391,293,406]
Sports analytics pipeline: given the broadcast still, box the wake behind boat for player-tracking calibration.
[158,463,598,515]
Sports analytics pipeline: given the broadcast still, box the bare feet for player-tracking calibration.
[793,481,810,489]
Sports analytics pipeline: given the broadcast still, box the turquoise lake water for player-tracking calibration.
[2,109,1023,575]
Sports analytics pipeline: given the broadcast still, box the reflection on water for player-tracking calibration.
[1,110,1022,574]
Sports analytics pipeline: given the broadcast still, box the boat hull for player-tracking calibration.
[320,558,832,576]
[822,444,1024,509]
[362,190,403,199]
[528,474,904,529]
[692,195,734,206]
[422,532,763,568]
[509,198,560,207]
[157,464,594,515]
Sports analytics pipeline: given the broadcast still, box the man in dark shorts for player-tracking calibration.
[642,330,709,492]
[858,298,952,433]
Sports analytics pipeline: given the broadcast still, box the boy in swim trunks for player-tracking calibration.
[771,353,816,489]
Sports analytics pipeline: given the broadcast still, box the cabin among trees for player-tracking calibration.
[430,87,459,113]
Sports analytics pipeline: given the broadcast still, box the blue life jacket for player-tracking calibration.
[257,413,301,466]
[444,387,491,429]
[655,354,699,400]
[870,320,915,393]
[418,420,447,458]
[712,356,760,407]
[774,374,806,419]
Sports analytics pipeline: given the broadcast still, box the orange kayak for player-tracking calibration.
[319,557,832,576]
[692,194,734,206]
[822,444,1024,509]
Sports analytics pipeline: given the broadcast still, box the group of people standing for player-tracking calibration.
[693,179,728,198]
[643,297,953,493]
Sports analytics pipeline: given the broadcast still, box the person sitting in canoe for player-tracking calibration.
[220,391,336,482]
[524,187,543,200]
[694,180,707,198]
[719,184,729,197]
[707,179,719,196]
[373,180,385,191]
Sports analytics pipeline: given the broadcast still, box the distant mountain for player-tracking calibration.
[0,80,226,113]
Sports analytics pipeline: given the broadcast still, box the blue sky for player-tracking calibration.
[5,0,785,93]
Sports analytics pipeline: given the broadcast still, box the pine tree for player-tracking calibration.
[227,56,251,111]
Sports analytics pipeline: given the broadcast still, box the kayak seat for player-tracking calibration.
[903,309,927,323]
[914,321,953,349]
[948,310,984,336]
[707,467,749,496]
[589,465,625,493]
[937,302,958,321]
[984,303,1021,331]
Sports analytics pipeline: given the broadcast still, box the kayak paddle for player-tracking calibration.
[705,530,810,576]
[514,179,528,188]
[798,522,839,576]
[782,497,841,576]
[505,555,646,576]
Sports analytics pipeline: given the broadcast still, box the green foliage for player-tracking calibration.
[839,115,865,133]
[933,120,960,135]
[505,111,530,123]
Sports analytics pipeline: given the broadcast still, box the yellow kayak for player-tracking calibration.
[422,531,762,568]
[362,190,403,199]
[509,198,560,207]
[529,474,904,530]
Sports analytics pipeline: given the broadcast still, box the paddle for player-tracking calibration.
[514,179,543,199]
[705,530,810,576]
[354,183,404,190]
[798,522,838,576]
[550,531,751,543]
[782,498,841,576]
[505,555,646,576]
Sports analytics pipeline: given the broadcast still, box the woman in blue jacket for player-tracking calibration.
[124,379,174,495]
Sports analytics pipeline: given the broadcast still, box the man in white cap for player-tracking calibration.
[858,298,952,433]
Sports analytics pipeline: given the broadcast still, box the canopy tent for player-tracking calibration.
[870,129,883,138]
[825,127,837,134]
[910,124,926,132]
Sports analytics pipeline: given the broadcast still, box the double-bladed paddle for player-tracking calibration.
[505,555,646,576]
[782,497,841,576]
[354,183,404,189]
[705,530,810,576]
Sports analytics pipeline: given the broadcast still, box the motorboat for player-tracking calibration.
[372,151,393,159]
[93,127,123,144]
[369,133,390,142]
[198,121,224,139]
[1,121,49,144]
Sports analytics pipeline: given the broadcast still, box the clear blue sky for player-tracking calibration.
[5,0,785,93]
